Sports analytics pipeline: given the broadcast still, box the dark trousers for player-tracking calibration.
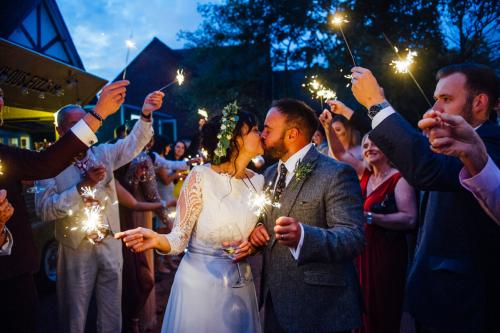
[0,273,38,333]
[264,293,350,333]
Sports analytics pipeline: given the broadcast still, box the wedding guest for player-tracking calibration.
[117,150,169,333]
[419,111,500,225]
[312,124,329,155]
[166,140,188,162]
[35,91,161,333]
[0,189,14,256]
[350,63,500,332]
[0,81,129,332]
[166,140,189,198]
[320,109,417,333]
[149,136,189,206]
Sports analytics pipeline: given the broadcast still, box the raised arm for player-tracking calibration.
[319,109,365,177]
[3,81,129,181]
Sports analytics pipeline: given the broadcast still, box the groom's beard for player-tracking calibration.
[263,137,288,160]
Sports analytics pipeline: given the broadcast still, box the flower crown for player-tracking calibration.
[213,101,240,164]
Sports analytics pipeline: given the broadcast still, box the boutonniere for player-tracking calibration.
[293,161,315,187]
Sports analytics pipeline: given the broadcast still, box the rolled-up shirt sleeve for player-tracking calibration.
[460,156,500,226]
[0,227,13,256]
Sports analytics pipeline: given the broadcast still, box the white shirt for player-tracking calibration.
[276,143,313,260]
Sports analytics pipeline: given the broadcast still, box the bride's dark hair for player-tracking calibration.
[201,110,258,165]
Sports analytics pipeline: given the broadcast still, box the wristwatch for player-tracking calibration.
[366,212,373,225]
[368,101,390,119]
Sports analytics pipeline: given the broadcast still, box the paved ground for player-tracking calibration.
[37,255,262,332]
[37,264,176,333]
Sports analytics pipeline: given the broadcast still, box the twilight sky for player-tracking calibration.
[58,0,218,80]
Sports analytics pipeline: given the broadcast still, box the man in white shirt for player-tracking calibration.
[35,91,163,333]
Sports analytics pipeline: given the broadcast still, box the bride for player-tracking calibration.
[115,102,264,333]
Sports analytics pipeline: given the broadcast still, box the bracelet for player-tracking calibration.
[88,109,103,124]
[141,111,152,120]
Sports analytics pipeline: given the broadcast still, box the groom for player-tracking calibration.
[250,99,364,333]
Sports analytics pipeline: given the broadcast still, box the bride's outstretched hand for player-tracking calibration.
[114,227,158,253]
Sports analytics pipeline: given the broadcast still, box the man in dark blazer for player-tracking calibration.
[350,64,500,333]
[0,81,129,332]
[250,99,365,333]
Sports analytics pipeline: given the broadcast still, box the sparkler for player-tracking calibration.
[122,34,136,80]
[302,76,337,109]
[331,14,357,67]
[79,186,108,244]
[158,69,185,92]
[249,191,281,217]
[0,160,4,175]
[391,49,417,74]
[382,33,432,108]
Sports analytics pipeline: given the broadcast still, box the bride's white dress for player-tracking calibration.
[160,164,264,333]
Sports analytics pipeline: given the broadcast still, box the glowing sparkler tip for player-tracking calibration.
[332,14,348,26]
[176,69,185,86]
[125,39,136,49]
[391,49,418,74]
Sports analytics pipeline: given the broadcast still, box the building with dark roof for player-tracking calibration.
[0,0,106,148]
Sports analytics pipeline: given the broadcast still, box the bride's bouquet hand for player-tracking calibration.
[115,227,158,253]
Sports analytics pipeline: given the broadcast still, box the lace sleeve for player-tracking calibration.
[164,168,203,255]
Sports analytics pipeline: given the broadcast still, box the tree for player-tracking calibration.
[439,0,499,65]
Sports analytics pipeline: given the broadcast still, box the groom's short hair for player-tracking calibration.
[271,98,319,141]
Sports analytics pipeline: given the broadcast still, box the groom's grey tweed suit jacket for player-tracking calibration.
[261,146,364,333]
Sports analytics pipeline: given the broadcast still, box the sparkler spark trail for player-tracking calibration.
[331,14,357,67]
[158,69,185,92]
[302,76,337,108]
[249,192,281,217]
[391,49,417,73]
[0,160,4,175]
[382,33,432,108]
[78,186,108,244]
[122,33,136,80]
[81,186,97,199]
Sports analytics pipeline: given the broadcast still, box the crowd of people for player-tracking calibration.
[0,61,498,333]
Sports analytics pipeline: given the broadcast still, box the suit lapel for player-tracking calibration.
[269,146,320,248]
[278,146,319,216]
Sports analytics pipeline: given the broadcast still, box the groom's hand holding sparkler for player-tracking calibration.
[274,217,301,248]
[350,67,386,109]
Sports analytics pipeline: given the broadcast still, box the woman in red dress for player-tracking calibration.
[320,109,417,333]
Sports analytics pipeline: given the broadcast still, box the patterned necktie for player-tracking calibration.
[273,163,288,203]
